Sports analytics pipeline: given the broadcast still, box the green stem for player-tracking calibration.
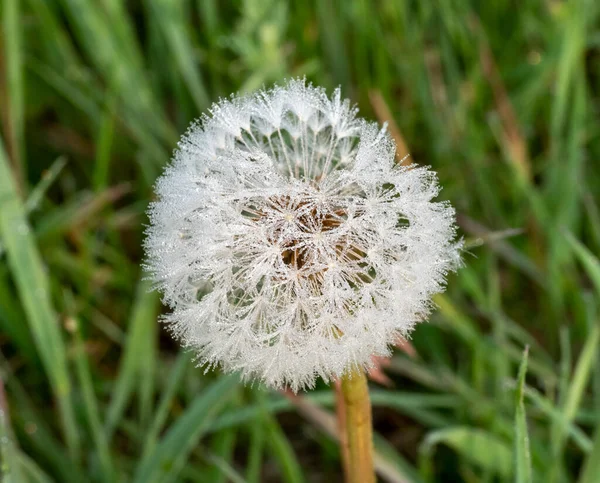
[339,368,375,483]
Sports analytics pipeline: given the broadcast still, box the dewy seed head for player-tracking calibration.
[249,191,364,278]
[144,78,462,391]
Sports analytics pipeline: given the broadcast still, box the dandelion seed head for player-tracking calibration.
[144,79,461,392]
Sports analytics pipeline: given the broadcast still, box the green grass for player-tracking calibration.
[0,0,599,481]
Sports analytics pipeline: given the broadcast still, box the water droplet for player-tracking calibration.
[17,223,30,235]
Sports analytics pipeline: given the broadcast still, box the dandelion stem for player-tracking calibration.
[338,368,375,483]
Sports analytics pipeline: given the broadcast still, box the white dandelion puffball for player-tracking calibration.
[145,79,461,392]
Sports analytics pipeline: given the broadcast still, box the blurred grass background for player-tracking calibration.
[0,0,599,481]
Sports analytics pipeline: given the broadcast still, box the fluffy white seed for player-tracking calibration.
[144,79,461,392]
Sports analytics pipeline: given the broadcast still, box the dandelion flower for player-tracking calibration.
[144,79,461,392]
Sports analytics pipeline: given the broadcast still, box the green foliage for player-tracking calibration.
[515,348,532,483]
[0,0,599,481]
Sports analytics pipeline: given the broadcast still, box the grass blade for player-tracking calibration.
[0,136,79,456]
[0,378,26,483]
[578,426,600,483]
[3,0,26,193]
[71,316,114,481]
[202,450,247,483]
[16,453,54,483]
[23,156,67,214]
[523,385,591,453]
[0,355,84,482]
[245,414,266,483]
[421,427,513,479]
[315,0,351,88]
[204,426,238,483]
[515,347,532,483]
[93,94,117,192]
[566,231,600,297]
[550,320,600,480]
[147,0,209,111]
[0,268,36,360]
[104,279,159,441]
[132,375,239,483]
[263,411,305,483]
[139,353,191,461]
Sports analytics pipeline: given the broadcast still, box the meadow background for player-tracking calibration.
[1,0,599,481]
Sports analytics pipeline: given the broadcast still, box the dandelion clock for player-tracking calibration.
[145,78,460,389]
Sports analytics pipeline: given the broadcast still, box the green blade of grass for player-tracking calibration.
[0,268,37,361]
[515,347,532,483]
[16,452,54,483]
[0,378,26,483]
[523,385,592,453]
[566,231,600,298]
[139,353,191,461]
[104,279,159,441]
[50,0,174,178]
[245,413,266,483]
[28,56,168,173]
[71,316,114,482]
[0,136,79,457]
[132,375,239,483]
[263,412,305,483]
[548,0,585,156]
[27,0,80,67]
[551,320,600,478]
[26,57,103,124]
[0,355,84,482]
[98,0,146,70]
[93,94,117,192]
[147,0,209,111]
[138,297,158,429]
[3,0,26,194]
[315,0,351,89]
[435,294,557,383]
[578,426,600,483]
[421,427,512,479]
[544,7,587,322]
[204,426,238,483]
[58,0,175,143]
[583,190,600,253]
[201,450,247,483]
[23,156,67,215]
[196,0,220,39]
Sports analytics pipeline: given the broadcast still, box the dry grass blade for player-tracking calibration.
[469,16,531,181]
[369,337,417,387]
[368,90,411,165]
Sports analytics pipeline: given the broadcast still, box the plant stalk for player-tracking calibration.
[338,368,375,483]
